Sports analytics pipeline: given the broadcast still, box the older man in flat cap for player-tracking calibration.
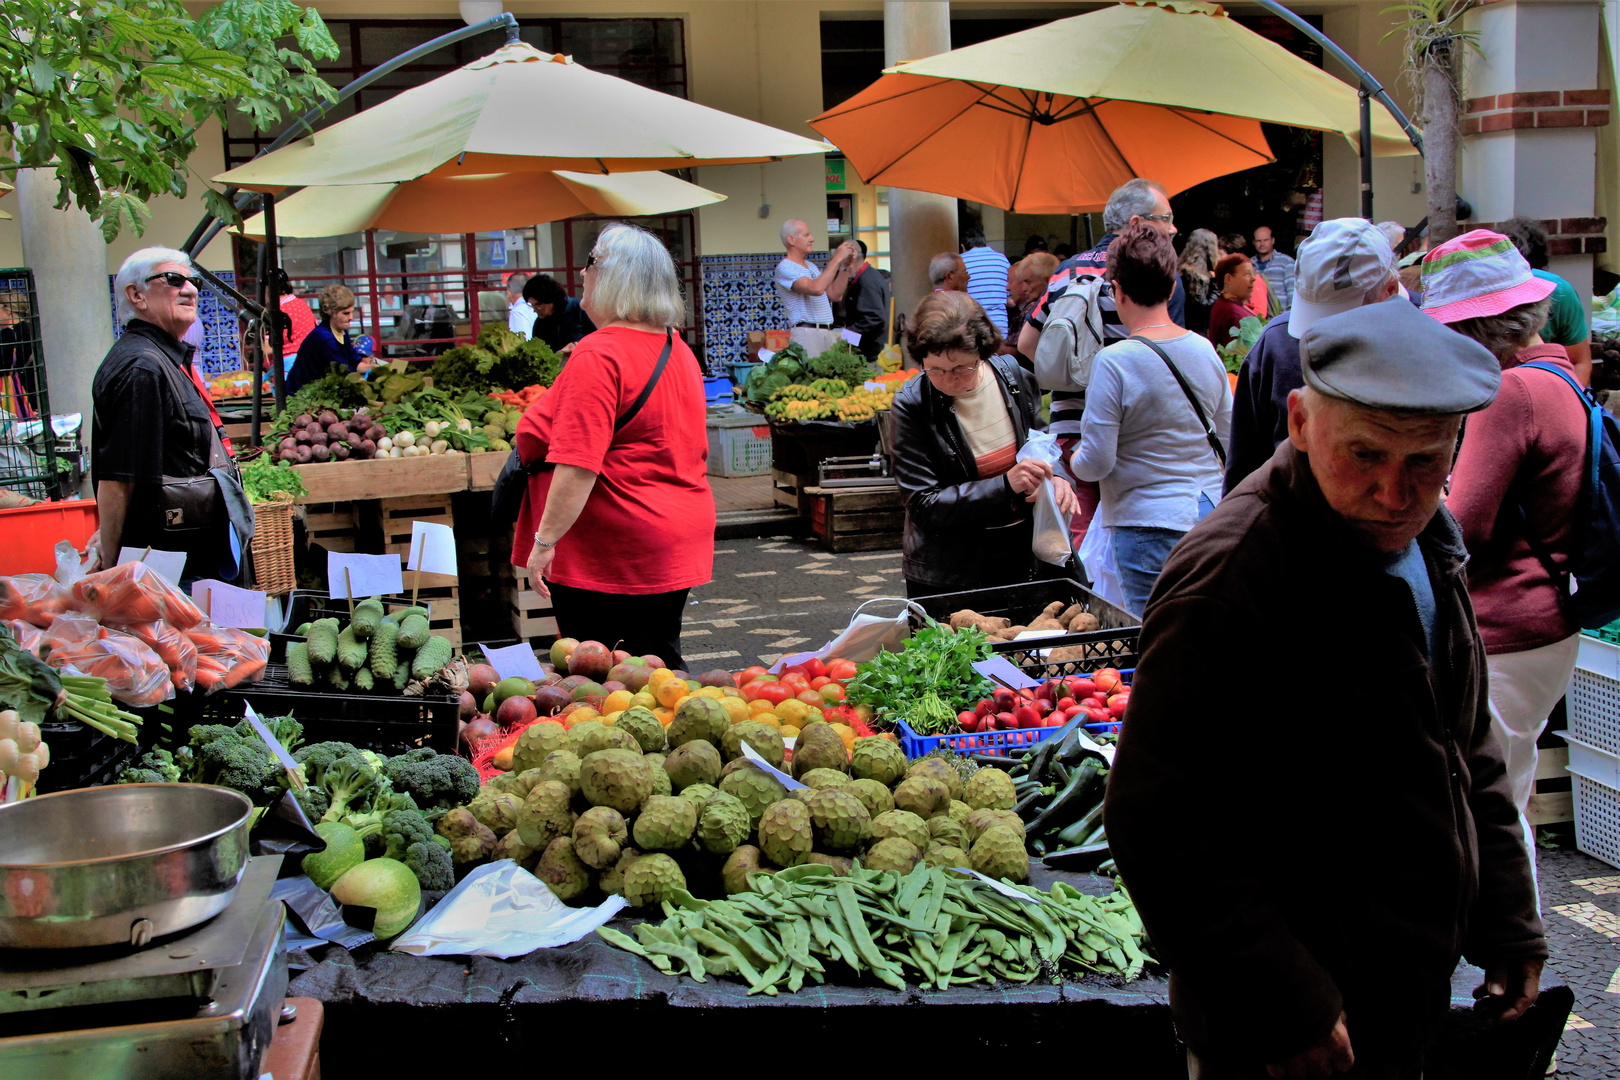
[1106,300,1547,1080]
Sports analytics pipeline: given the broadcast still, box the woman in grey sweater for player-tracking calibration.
[1071,224,1232,614]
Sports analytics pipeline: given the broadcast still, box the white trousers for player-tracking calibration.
[1485,632,1581,890]
[788,326,843,356]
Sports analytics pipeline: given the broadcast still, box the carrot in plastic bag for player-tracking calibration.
[0,574,72,627]
[186,621,269,693]
[123,620,199,693]
[43,624,173,707]
[6,619,42,652]
[72,562,204,629]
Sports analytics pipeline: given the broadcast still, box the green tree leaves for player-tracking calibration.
[0,0,339,238]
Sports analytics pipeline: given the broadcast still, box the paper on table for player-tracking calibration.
[327,552,404,599]
[952,868,1041,904]
[118,547,186,586]
[406,520,458,576]
[971,656,1040,690]
[191,579,268,629]
[739,740,806,790]
[481,641,545,682]
[840,327,862,346]
[391,859,627,958]
[1075,728,1116,766]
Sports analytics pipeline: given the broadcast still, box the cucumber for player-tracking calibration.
[286,642,314,687]
[1041,841,1111,871]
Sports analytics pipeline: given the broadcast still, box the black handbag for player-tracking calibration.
[152,352,242,544]
[491,329,675,531]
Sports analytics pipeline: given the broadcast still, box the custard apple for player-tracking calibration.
[893,776,951,820]
[667,697,727,748]
[798,767,850,790]
[572,806,628,869]
[678,782,718,805]
[924,842,969,869]
[905,757,963,801]
[515,780,576,849]
[616,707,667,754]
[665,740,722,791]
[719,767,788,827]
[720,845,767,895]
[511,720,569,773]
[578,724,639,757]
[757,799,814,867]
[536,750,582,798]
[792,724,849,776]
[721,720,785,766]
[927,815,969,848]
[563,719,605,757]
[599,847,642,895]
[870,809,930,851]
[697,791,750,855]
[969,824,1029,881]
[963,767,1017,811]
[578,749,653,814]
[804,852,853,876]
[536,837,593,901]
[623,852,686,907]
[850,737,907,786]
[802,788,872,853]
[964,808,1023,844]
[632,795,697,851]
[645,754,673,797]
[863,837,921,874]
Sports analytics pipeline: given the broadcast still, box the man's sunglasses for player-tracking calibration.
[145,271,203,290]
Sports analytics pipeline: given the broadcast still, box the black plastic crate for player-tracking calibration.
[909,578,1142,674]
[272,591,434,662]
[35,729,138,793]
[161,665,460,756]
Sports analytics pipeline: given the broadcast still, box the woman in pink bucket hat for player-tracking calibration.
[1424,229,1586,879]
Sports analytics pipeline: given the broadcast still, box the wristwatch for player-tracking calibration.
[533,533,556,550]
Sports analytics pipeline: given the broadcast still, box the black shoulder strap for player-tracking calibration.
[1130,335,1226,468]
[615,329,674,433]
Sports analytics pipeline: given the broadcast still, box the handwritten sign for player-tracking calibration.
[971,656,1040,690]
[191,579,269,629]
[481,641,545,682]
[118,547,186,586]
[327,552,404,599]
[840,328,862,347]
[406,520,458,577]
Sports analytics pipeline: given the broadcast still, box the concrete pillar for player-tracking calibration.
[1460,0,1609,305]
[15,169,113,425]
[884,0,957,327]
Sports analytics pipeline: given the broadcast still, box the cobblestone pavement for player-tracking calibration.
[683,536,1620,1076]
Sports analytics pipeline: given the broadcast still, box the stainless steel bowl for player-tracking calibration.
[0,783,253,949]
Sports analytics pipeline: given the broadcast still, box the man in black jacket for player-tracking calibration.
[841,240,890,362]
[1107,300,1546,1080]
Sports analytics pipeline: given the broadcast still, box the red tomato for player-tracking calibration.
[802,657,828,680]
[780,672,811,694]
[957,710,979,733]
[756,682,793,707]
[809,676,833,690]
[783,664,810,679]
[741,680,768,702]
[1107,692,1130,718]
[796,689,824,707]
[827,658,858,682]
[738,666,768,685]
[1062,705,1086,720]
[1094,668,1123,695]
[974,698,996,719]
[817,682,847,704]
[1067,677,1097,698]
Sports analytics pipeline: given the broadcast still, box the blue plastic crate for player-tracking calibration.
[704,375,732,402]
[898,669,1133,759]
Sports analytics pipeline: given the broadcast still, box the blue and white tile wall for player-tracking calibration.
[108,271,243,377]
[698,253,827,375]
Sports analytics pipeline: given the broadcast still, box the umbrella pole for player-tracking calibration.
[1083,214,1094,249]
[264,194,287,417]
[1359,90,1374,220]
[251,239,265,450]
[1069,215,1078,253]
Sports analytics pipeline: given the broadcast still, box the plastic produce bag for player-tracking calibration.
[186,622,270,694]
[391,859,627,958]
[0,574,73,627]
[1017,430,1074,567]
[122,620,200,693]
[72,561,205,629]
[1078,510,1126,610]
[815,598,928,664]
[6,619,42,652]
[41,615,174,707]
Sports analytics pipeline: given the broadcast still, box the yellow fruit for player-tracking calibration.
[780,724,801,740]
[752,714,781,731]
[830,723,856,752]
[696,686,725,700]
[602,710,624,726]
[493,745,514,770]
[748,699,776,716]
[631,692,657,711]
[656,679,686,709]
[720,686,743,698]
[603,690,634,714]
[721,698,751,725]
[561,707,598,728]
[647,668,676,691]
[774,699,810,725]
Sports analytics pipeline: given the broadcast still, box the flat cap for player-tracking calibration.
[1299,298,1500,414]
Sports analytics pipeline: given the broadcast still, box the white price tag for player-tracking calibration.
[756,348,776,364]
[191,579,269,629]
[739,740,806,790]
[480,641,545,682]
[1075,728,1116,765]
[327,552,404,599]
[242,703,300,772]
[971,656,1040,690]
[118,547,187,586]
[840,328,862,347]
[406,520,458,576]
[952,868,1040,903]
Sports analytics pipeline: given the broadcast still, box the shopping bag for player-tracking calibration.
[821,597,928,663]
[1016,431,1075,568]
[1078,514,1125,609]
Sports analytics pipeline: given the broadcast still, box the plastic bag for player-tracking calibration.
[391,859,626,958]
[816,598,927,664]
[122,620,200,693]
[185,621,270,694]
[72,561,205,629]
[1017,431,1074,567]
[41,616,174,707]
[0,574,73,627]
[6,619,42,652]
[1078,512,1126,610]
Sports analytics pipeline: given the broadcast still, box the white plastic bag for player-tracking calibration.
[1078,509,1125,609]
[391,859,627,958]
[821,597,927,663]
[1016,431,1073,567]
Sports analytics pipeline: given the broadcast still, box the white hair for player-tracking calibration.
[929,252,963,287]
[587,223,685,328]
[114,247,192,325]
[780,219,806,248]
[1374,221,1407,252]
[1102,179,1166,233]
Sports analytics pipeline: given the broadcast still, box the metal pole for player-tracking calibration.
[1083,214,1094,249]
[1360,90,1375,221]
[251,233,266,449]
[264,196,286,418]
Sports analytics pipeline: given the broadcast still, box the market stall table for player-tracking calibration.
[284,866,1571,1076]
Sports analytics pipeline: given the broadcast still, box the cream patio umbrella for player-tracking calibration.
[0,180,11,220]
[234,169,725,239]
[216,41,832,192]
[810,0,1417,213]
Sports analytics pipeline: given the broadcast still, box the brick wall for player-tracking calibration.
[1472,217,1609,257]
[1462,90,1611,134]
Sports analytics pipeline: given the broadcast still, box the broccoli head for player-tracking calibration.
[194,736,282,804]
[381,808,436,861]
[291,785,330,823]
[234,714,304,752]
[187,724,240,751]
[404,840,454,891]
[117,748,181,785]
[382,750,480,813]
[317,753,383,824]
[293,741,361,785]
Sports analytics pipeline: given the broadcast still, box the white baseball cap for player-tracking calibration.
[1286,218,1398,338]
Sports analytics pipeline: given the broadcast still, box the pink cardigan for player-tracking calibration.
[1447,344,1586,654]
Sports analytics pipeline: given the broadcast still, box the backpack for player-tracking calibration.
[1031,272,1107,393]
[1515,361,1620,628]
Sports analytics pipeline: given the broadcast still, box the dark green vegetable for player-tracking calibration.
[286,642,314,687]
[306,618,340,666]
[396,613,430,650]
[410,635,452,681]
[1042,842,1111,871]
[846,622,993,734]
[369,619,399,680]
[1024,758,1105,837]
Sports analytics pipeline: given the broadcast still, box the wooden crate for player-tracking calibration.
[772,470,816,516]
[373,494,463,648]
[1528,743,1573,826]
[806,484,904,553]
[293,454,469,502]
[505,564,558,643]
[302,501,361,554]
[467,451,505,492]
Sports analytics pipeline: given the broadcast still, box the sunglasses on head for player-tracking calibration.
[145,271,203,291]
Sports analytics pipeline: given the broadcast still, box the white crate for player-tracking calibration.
[1569,635,1620,757]
[706,417,772,478]
[1566,734,1620,868]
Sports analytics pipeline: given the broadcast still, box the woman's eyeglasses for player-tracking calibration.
[144,272,203,291]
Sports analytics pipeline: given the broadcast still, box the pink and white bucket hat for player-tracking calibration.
[1420,229,1555,324]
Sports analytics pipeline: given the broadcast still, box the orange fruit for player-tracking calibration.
[603,690,634,714]
[655,707,675,726]
[747,699,776,716]
[656,679,686,709]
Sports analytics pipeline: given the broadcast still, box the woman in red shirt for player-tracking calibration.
[512,224,714,670]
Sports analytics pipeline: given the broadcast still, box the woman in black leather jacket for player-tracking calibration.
[890,291,1079,597]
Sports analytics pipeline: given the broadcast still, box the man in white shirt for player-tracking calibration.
[505,272,535,338]
[775,219,856,354]
[960,226,1011,334]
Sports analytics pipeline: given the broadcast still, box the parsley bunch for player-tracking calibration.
[845,623,994,734]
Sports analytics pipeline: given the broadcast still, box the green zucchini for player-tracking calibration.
[1041,841,1111,871]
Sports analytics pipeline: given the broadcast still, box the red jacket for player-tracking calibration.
[1447,343,1586,653]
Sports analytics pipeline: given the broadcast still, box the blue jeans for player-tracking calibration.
[1112,527,1185,616]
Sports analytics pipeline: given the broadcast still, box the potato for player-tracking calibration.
[1057,603,1087,628]
[1040,601,1066,620]
[1027,616,1064,631]
[948,609,1010,634]
[1047,646,1090,662]
[1069,612,1100,632]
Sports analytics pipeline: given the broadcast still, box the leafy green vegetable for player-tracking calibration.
[1215,315,1266,374]
[240,452,307,504]
[846,623,994,734]
[806,340,871,385]
[428,332,561,396]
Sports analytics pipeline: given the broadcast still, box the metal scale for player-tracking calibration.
[0,857,288,1080]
